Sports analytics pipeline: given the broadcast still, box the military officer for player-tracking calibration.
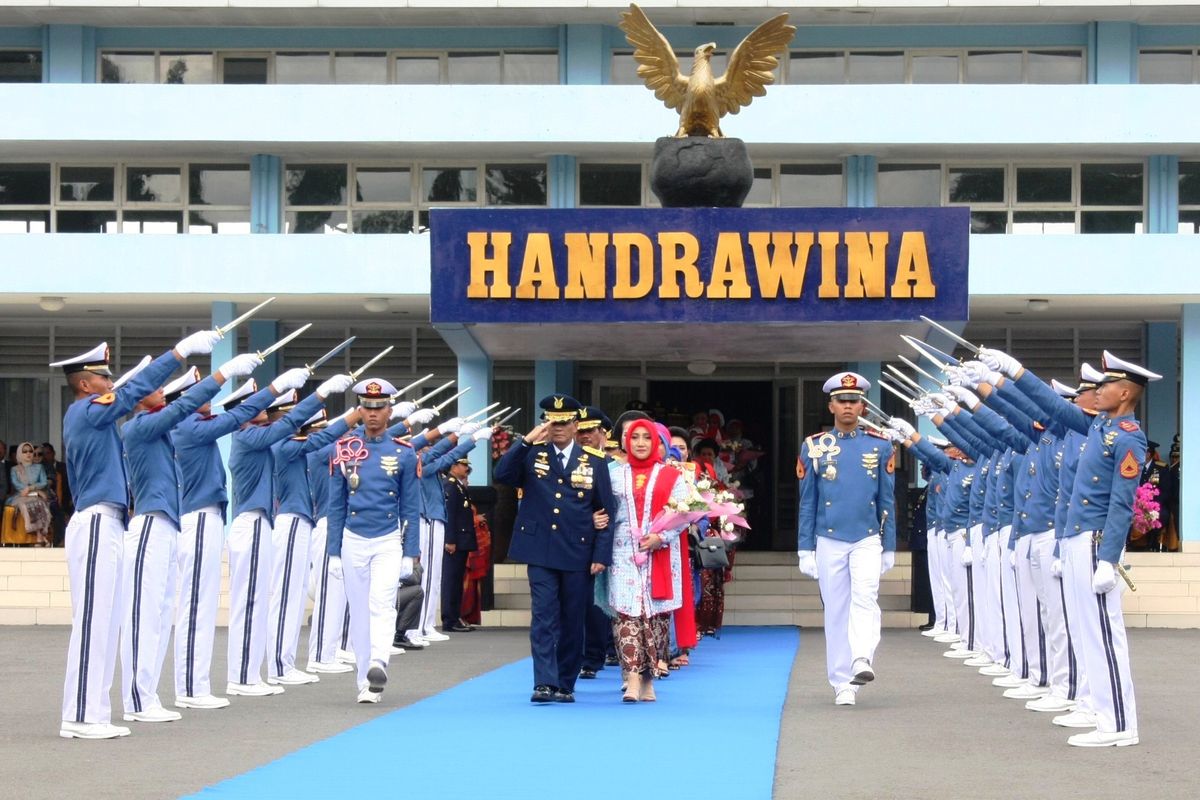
[576,406,618,679]
[494,394,616,704]
[327,378,423,704]
[53,331,221,739]
[441,455,480,633]
[797,373,897,706]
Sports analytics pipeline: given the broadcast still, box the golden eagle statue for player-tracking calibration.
[618,4,796,138]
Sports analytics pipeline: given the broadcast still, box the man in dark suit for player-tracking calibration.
[494,394,615,704]
[441,457,478,633]
[0,438,11,501]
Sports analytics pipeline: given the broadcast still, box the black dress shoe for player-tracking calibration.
[579,668,598,680]
[604,655,619,667]
[531,685,556,703]
[553,689,575,703]
[918,620,936,631]
[447,623,473,633]
[394,637,426,650]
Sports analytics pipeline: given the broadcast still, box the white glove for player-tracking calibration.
[458,422,483,438]
[408,408,437,427]
[962,360,1004,387]
[397,556,414,581]
[391,401,417,420]
[944,365,976,389]
[927,392,957,416]
[880,551,895,575]
[978,540,989,564]
[910,396,938,418]
[888,417,916,439]
[472,426,494,443]
[438,416,463,435]
[328,556,343,580]
[1091,560,1117,594]
[961,545,973,566]
[175,329,222,359]
[270,367,310,394]
[944,385,980,410]
[317,373,353,398]
[880,426,906,445]
[218,353,263,380]
[797,550,817,579]
[978,347,1023,379]
[1050,558,1062,579]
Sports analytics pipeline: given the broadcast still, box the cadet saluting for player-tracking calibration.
[797,373,897,707]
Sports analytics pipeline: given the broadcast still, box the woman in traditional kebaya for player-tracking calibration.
[605,419,688,702]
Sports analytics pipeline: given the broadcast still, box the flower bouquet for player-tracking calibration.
[491,426,515,463]
[1132,482,1162,539]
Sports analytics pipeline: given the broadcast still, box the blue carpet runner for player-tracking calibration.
[187,626,799,800]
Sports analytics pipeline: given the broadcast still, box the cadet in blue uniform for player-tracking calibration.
[981,347,1157,747]
[52,331,221,740]
[494,394,616,704]
[119,353,261,724]
[577,406,618,679]
[327,378,423,704]
[796,373,897,706]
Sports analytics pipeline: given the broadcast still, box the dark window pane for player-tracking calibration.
[100,53,155,84]
[56,209,117,233]
[877,164,940,206]
[59,167,114,202]
[189,164,250,206]
[122,210,183,233]
[1080,163,1142,206]
[485,164,546,205]
[188,210,251,234]
[276,53,331,84]
[966,51,1021,84]
[0,209,49,233]
[848,51,903,84]
[948,167,1005,203]
[447,52,500,85]
[1012,210,1075,234]
[1139,50,1192,84]
[744,167,773,205]
[1081,211,1142,234]
[222,57,268,85]
[970,211,1007,234]
[422,167,477,202]
[334,52,387,84]
[0,163,51,204]
[1015,167,1072,203]
[780,163,842,206]
[1179,210,1200,233]
[0,50,42,83]
[610,53,640,85]
[1179,162,1200,206]
[504,52,557,85]
[352,210,414,233]
[354,167,411,204]
[1027,50,1082,84]
[126,166,182,204]
[285,164,348,206]
[579,163,641,206]
[789,52,843,84]
[911,54,959,84]
[159,53,213,84]
[417,209,430,233]
[285,209,346,234]
[394,57,440,84]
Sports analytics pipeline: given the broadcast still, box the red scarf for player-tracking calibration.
[624,420,680,600]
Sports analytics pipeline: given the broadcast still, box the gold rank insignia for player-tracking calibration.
[1119,450,1139,478]
[380,455,399,476]
[1103,430,1119,449]
[92,393,115,405]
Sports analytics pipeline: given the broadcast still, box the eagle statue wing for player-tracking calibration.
[618,4,688,111]
[714,14,796,116]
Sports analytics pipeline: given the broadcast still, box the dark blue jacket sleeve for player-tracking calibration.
[968,402,1029,452]
[1011,372,1091,435]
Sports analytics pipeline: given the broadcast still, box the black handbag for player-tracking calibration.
[690,531,730,570]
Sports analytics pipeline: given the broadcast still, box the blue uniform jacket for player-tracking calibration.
[797,427,897,552]
[937,415,989,463]
[925,471,945,532]
[1054,426,1090,537]
[173,385,276,519]
[1064,413,1146,563]
[419,436,476,523]
[307,441,336,520]
[494,440,616,571]
[230,393,323,522]
[1015,431,1062,536]
[123,375,222,528]
[63,350,181,519]
[326,432,423,558]
[271,418,351,523]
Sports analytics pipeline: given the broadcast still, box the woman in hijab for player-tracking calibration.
[7,441,52,545]
[605,419,689,702]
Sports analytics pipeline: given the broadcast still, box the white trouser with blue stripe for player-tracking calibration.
[342,528,404,691]
[816,534,882,693]
[174,506,225,699]
[411,518,445,638]
[121,511,178,714]
[1029,530,1090,707]
[307,518,348,666]
[267,513,313,679]
[227,511,273,686]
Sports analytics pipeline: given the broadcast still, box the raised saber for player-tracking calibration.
[857,415,888,435]
[413,380,454,408]
[898,354,947,385]
[305,336,356,376]
[433,387,470,413]
[921,316,980,355]
[902,334,963,369]
[391,373,434,401]
[480,406,512,425]
[462,402,501,422]
[495,407,522,427]
[256,323,311,360]
[885,364,928,395]
[217,297,276,337]
[350,345,394,380]
[879,378,920,406]
[879,374,919,401]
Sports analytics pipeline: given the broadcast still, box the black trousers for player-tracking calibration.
[910,549,933,615]
[394,584,424,640]
[527,565,590,692]
[441,549,469,628]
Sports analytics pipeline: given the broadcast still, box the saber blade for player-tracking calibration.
[480,406,512,425]
[462,402,501,422]
[257,322,311,360]
[305,336,356,376]
[413,380,455,407]
[920,316,980,355]
[433,387,470,413]
[350,345,395,380]
[898,353,946,384]
[392,373,434,400]
[217,297,276,337]
[495,407,522,427]
[885,364,925,394]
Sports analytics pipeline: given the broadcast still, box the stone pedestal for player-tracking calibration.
[650,136,753,208]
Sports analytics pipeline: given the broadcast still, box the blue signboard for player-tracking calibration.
[430,207,968,324]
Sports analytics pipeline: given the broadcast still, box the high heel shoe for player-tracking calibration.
[623,671,641,703]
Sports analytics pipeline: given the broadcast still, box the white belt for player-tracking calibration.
[83,503,124,521]
[190,504,222,517]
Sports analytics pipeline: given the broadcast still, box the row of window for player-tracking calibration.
[5,159,1200,234]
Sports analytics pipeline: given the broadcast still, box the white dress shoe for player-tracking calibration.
[175,694,230,710]
[407,635,429,647]
[308,661,354,674]
[357,688,381,704]
[389,646,406,656]
[993,675,1027,688]
[834,689,856,706]
[979,664,1011,677]
[227,682,284,697]
[1003,684,1049,700]
[335,649,356,665]
[934,633,961,644]
[943,648,978,659]
[422,630,450,642]
[59,721,131,740]
[1068,729,1138,748]
[850,658,875,685]
[963,655,993,667]
[1026,694,1075,713]
[367,664,388,694]
[123,707,182,723]
[920,628,942,638]
[1053,710,1097,729]
[267,669,319,686]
